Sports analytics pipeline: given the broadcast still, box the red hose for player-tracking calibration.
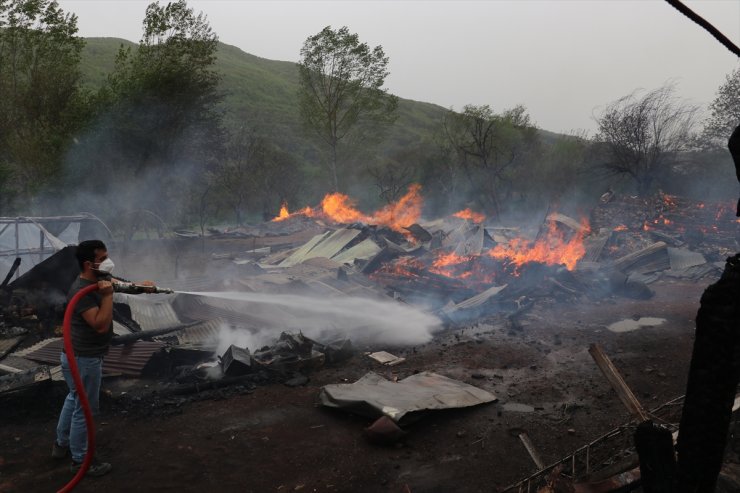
[57,283,99,493]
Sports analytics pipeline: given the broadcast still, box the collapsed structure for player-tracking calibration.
[0,185,738,491]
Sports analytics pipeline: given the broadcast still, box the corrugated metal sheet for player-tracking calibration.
[0,336,24,358]
[667,247,707,271]
[21,338,164,376]
[12,337,58,357]
[279,231,332,267]
[173,294,268,329]
[302,228,361,261]
[154,318,222,349]
[150,276,224,293]
[113,321,132,335]
[331,238,382,264]
[115,293,182,330]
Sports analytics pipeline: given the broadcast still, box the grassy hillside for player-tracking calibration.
[80,37,448,161]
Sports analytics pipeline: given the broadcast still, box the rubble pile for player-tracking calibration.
[0,189,737,490]
[1,191,736,397]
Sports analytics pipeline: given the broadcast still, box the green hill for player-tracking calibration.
[80,37,448,162]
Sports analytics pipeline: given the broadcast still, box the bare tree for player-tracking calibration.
[443,104,538,215]
[594,84,699,196]
[366,148,417,204]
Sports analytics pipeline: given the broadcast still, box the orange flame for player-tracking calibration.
[432,251,469,269]
[272,202,291,222]
[272,202,316,222]
[320,193,370,224]
[613,224,628,232]
[319,185,423,232]
[488,218,589,270]
[452,208,485,223]
[374,256,425,279]
[370,184,423,232]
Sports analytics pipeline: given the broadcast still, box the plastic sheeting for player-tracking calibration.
[0,221,69,278]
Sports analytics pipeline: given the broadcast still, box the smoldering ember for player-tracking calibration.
[1,183,739,492]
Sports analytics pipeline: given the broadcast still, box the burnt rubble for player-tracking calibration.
[0,191,738,491]
[0,192,734,395]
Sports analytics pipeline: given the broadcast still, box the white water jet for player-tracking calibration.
[176,291,443,353]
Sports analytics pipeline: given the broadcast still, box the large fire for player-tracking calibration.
[488,219,590,271]
[272,184,422,232]
[274,185,595,283]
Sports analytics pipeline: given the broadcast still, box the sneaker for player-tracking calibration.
[51,441,69,459]
[70,458,112,477]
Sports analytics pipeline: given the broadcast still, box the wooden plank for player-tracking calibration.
[548,212,587,232]
[0,363,23,374]
[588,343,648,421]
[518,431,546,469]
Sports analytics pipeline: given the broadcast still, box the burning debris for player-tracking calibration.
[1,188,731,394]
[0,186,736,493]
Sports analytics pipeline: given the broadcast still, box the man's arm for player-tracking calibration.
[80,280,114,334]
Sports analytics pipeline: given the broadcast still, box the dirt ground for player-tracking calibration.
[0,270,715,493]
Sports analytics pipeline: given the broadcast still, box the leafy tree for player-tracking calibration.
[213,128,301,225]
[443,104,538,215]
[593,84,698,197]
[91,0,224,221]
[703,67,740,145]
[298,25,398,192]
[0,0,88,212]
[521,130,593,208]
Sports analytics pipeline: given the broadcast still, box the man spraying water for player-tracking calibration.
[52,240,160,478]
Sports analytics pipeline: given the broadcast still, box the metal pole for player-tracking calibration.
[14,218,19,279]
[39,228,45,263]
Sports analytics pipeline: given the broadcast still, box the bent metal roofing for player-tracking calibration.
[17,338,164,376]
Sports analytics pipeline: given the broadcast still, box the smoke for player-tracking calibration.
[186,291,443,353]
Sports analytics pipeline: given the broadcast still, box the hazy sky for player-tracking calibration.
[58,0,739,135]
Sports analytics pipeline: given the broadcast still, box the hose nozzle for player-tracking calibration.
[113,281,174,295]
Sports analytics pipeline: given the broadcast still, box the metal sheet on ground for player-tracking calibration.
[319,371,496,424]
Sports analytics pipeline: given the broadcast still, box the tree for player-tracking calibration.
[443,104,538,215]
[365,146,421,204]
[593,84,699,197]
[213,128,301,225]
[90,0,224,221]
[298,25,398,192]
[0,0,88,212]
[703,68,740,145]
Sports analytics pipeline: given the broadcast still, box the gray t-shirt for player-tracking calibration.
[66,277,112,357]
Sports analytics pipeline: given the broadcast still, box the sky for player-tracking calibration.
[57,0,739,135]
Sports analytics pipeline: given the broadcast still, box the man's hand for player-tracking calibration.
[97,280,114,296]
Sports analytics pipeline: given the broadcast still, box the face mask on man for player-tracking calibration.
[93,258,115,275]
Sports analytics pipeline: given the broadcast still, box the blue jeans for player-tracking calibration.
[56,352,103,463]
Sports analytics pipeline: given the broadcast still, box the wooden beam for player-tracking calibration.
[518,431,546,469]
[588,343,648,421]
